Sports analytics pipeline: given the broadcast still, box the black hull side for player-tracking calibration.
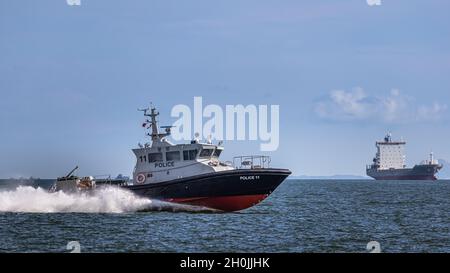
[123,168,291,211]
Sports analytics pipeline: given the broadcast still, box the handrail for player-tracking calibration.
[233,155,271,169]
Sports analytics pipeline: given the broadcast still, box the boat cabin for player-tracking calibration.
[132,107,234,184]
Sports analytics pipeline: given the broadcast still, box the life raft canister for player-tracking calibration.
[136,173,146,184]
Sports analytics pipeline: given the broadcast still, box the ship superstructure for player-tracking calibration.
[131,107,233,185]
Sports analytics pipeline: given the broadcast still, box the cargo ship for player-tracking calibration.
[366,133,443,180]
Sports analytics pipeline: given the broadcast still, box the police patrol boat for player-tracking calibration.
[121,105,291,212]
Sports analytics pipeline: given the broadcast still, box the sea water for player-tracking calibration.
[0,179,449,253]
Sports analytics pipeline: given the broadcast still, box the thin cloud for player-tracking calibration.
[315,88,447,123]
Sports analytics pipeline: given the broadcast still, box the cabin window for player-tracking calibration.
[199,149,214,158]
[213,149,222,158]
[166,151,181,161]
[183,149,198,161]
[148,153,163,162]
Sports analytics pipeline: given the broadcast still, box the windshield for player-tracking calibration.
[213,149,222,158]
[199,149,214,158]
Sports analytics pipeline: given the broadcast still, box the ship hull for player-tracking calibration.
[367,164,441,181]
[123,169,291,212]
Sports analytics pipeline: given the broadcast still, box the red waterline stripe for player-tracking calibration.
[166,194,269,212]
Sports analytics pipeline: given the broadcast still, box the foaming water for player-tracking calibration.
[0,186,152,213]
[0,186,217,213]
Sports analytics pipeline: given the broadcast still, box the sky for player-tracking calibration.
[1,0,449,178]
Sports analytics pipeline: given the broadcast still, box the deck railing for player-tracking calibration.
[233,155,271,169]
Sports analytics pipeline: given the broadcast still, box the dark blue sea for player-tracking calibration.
[0,179,449,253]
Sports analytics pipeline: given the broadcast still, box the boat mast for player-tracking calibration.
[429,151,435,165]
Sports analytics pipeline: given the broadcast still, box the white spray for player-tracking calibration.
[0,186,152,213]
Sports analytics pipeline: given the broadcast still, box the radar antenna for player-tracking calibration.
[161,125,176,135]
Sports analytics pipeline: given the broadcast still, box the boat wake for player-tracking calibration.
[0,186,218,213]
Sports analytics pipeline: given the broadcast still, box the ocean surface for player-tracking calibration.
[0,179,449,253]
